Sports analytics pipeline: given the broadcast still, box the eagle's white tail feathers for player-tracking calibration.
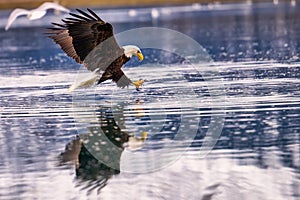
[68,71,98,92]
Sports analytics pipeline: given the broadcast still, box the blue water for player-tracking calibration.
[0,2,300,199]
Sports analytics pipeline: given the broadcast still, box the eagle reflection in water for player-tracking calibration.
[59,101,147,194]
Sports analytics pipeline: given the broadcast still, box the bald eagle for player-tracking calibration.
[47,8,144,92]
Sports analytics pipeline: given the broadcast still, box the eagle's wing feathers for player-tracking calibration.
[75,8,99,21]
[69,12,93,22]
[47,9,122,69]
[87,8,103,21]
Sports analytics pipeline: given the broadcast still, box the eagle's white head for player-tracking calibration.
[123,45,144,61]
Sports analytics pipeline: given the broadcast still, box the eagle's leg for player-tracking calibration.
[132,79,144,91]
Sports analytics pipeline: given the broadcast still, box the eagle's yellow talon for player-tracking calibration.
[132,79,144,89]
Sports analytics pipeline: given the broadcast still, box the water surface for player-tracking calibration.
[0,2,300,200]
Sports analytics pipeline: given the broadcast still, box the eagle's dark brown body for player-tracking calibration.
[97,54,130,85]
[46,8,136,88]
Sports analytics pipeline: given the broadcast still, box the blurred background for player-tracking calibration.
[0,0,296,9]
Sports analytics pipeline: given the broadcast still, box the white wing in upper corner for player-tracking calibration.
[38,2,70,12]
[5,2,70,31]
[5,8,30,30]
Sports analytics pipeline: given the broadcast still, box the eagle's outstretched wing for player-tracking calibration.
[47,8,123,71]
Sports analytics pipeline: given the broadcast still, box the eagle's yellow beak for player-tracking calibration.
[137,52,144,61]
